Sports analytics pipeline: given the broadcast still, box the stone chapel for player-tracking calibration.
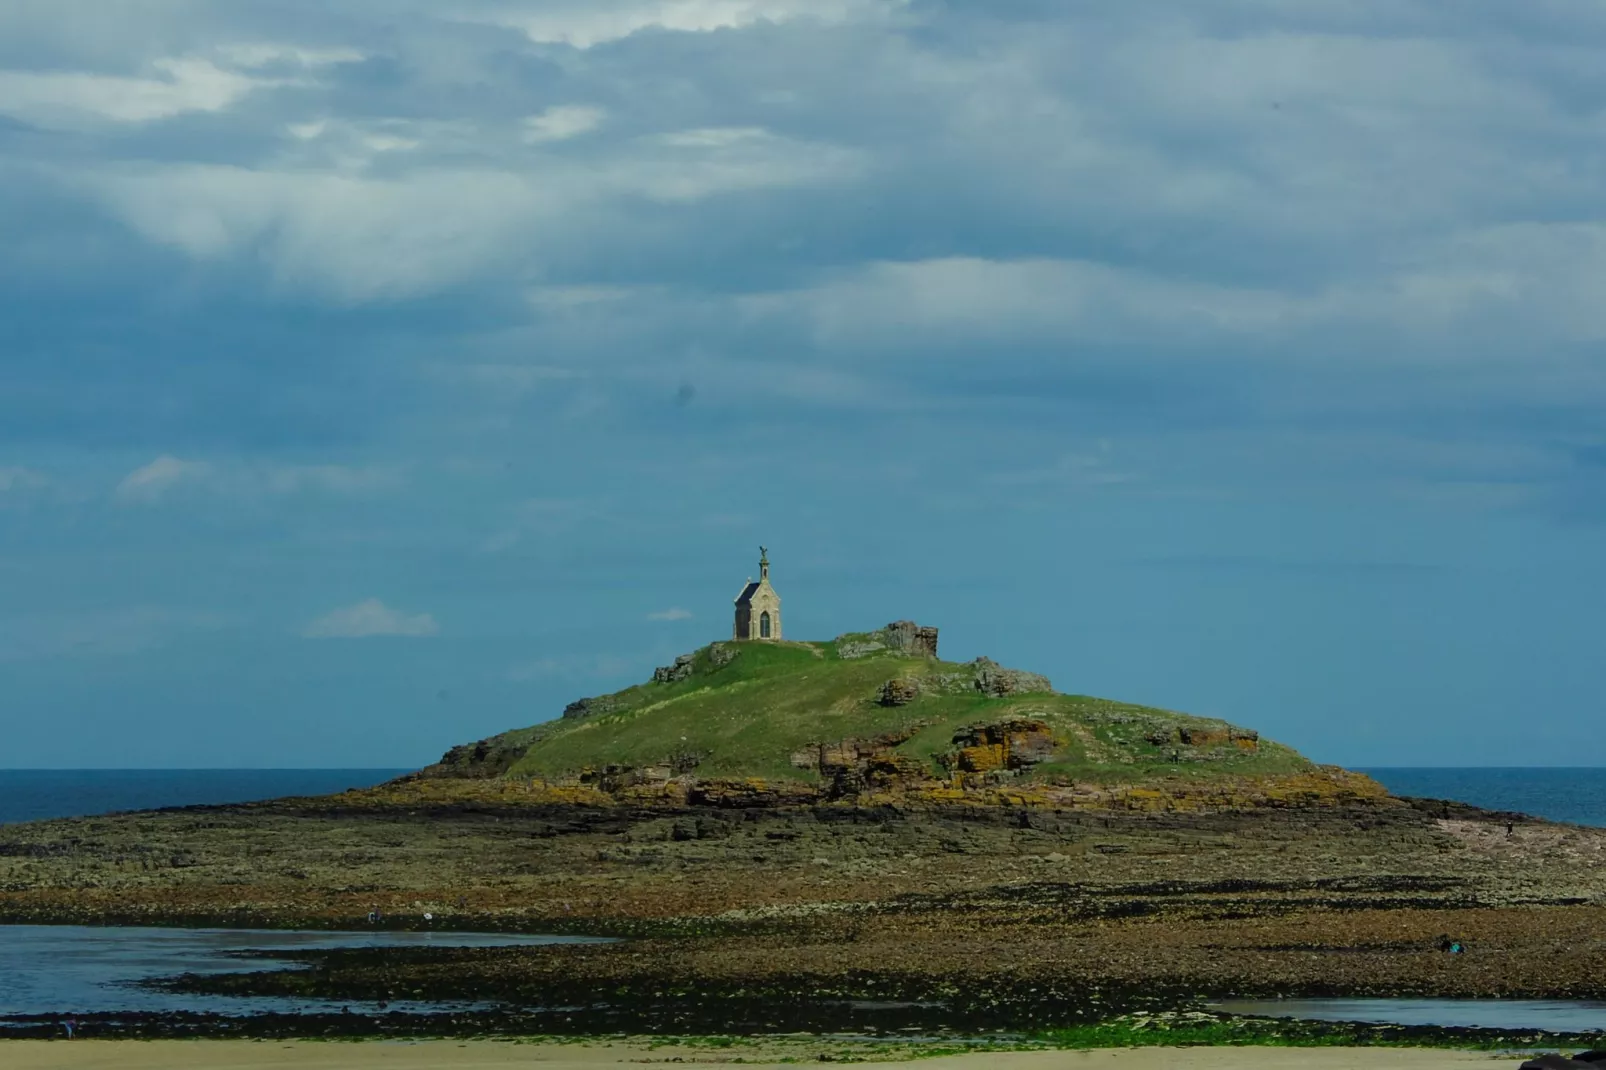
[733,547,782,641]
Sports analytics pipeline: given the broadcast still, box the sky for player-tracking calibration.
[2,0,1605,769]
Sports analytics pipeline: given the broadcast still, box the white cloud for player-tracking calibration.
[83,122,859,293]
[523,104,605,143]
[647,607,693,621]
[763,257,1321,353]
[86,165,560,302]
[214,43,366,69]
[0,57,269,127]
[477,0,901,49]
[655,126,768,149]
[115,455,212,504]
[302,598,440,639]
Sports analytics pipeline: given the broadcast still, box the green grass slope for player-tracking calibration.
[431,628,1312,788]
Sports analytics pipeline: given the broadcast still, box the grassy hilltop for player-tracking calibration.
[416,623,1338,804]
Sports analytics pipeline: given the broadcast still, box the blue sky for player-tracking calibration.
[2,0,1605,769]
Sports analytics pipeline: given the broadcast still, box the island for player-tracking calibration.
[3,601,1605,1062]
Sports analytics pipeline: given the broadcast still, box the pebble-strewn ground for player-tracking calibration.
[4,786,1606,1038]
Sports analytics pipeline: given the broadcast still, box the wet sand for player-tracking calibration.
[0,1040,1518,1069]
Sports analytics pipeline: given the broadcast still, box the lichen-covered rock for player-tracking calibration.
[707,642,739,668]
[879,678,921,706]
[971,657,1053,697]
[652,653,697,684]
[945,719,1058,774]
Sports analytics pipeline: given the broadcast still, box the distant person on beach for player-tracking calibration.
[62,1017,76,1038]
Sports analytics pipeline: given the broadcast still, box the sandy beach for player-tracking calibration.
[0,1041,1522,1069]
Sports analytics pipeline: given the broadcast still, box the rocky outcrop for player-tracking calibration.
[1147,724,1261,753]
[563,695,623,720]
[879,678,921,706]
[417,736,528,779]
[652,653,696,684]
[837,621,940,659]
[944,719,1058,774]
[971,657,1053,697]
[1179,725,1258,748]
[790,726,930,797]
[884,620,939,658]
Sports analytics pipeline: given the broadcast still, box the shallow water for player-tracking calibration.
[1213,997,1606,1032]
[0,924,605,1017]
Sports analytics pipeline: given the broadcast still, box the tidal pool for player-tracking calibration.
[1213,997,1606,1032]
[0,924,606,1017]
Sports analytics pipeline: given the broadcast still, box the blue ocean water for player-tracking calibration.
[1358,767,1606,828]
[0,769,410,825]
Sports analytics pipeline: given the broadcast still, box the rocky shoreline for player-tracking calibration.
[5,785,1606,1043]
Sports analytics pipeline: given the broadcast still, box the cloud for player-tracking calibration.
[472,0,902,48]
[302,598,440,639]
[523,104,605,143]
[113,456,398,503]
[647,607,693,621]
[0,466,49,494]
[77,121,863,300]
[115,455,212,504]
[214,44,366,69]
[0,58,267,127]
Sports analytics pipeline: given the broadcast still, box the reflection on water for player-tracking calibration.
[1213,997,1606,1032]
[0,924,605,1017]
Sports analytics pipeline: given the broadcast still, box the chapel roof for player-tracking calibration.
[734,580,762,604]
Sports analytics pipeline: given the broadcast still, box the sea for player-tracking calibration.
[0,769,410,825]
[3,767,1606,827]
